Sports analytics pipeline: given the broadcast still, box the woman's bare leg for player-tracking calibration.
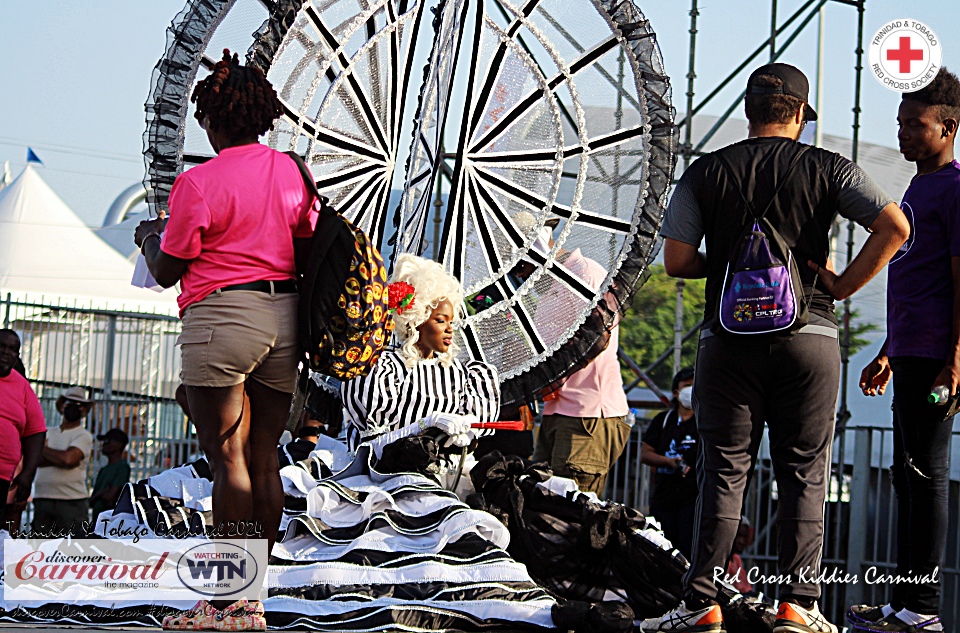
[244,378,293,555]
[186,384,252,609]
[186,384,253,526]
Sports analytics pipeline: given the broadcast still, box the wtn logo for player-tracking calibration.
[185,559,246,581]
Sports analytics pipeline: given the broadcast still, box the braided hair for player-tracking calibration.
[191,49,283,139]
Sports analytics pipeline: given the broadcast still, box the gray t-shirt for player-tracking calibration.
[660,138,896,325]
[662,150,893,246]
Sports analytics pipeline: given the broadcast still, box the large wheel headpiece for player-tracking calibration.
[143,0,676,406]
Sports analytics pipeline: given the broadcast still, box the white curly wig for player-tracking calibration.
[390,254,464,368]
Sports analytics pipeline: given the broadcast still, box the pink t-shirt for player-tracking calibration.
[162,144,318,314]
[0,371,47,481]
[542,249,629,419]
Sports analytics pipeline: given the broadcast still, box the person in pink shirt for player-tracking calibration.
[511,213,630,496]
[0,329,46,527]
[134,50,317,631]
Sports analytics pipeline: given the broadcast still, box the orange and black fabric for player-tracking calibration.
[286,152,394,381]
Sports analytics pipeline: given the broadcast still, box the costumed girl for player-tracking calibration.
[260,253,560,630]
[341,253,500,469]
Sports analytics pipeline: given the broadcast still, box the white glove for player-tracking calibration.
[443,429,476,449]
[423,412,477,437]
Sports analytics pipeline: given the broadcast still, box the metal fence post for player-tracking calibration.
[845,427,872,607]
[102,315,117,433]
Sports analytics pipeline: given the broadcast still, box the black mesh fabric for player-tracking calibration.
[470,452,686,616]
[469,452,778,631]
[142,0,232,214]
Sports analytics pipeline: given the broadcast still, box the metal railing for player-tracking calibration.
[2,294,189,527]
[608,421,960,629]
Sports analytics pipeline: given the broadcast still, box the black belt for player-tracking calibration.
[219,279,298,294]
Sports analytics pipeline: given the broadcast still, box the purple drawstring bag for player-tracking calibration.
[719,221,799,334]
[714,147,812,336]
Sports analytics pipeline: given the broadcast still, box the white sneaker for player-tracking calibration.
[640,600,725,632]
[774,601,838,633]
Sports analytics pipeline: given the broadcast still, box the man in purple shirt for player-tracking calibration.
[851,69,960,632]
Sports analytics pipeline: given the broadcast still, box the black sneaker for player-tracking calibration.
[851,612,942,632]
[847,605,892,625]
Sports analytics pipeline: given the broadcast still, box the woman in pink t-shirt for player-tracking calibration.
[135,50,316,630]
[0,329,47,530]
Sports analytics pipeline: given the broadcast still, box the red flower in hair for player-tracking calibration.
[387,281,416,315]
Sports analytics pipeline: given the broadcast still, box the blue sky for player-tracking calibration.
[0,0,955,226]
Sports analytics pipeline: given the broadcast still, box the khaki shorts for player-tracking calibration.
[178,290,299,393]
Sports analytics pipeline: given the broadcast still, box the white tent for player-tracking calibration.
[0,165,178,315]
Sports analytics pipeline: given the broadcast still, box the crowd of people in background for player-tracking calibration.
[0,333,134,536]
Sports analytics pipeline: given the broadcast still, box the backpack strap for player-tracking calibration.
[663,409,676,430]
[285,151,336,217]
[715,145,811,224]
[716,145,820,318]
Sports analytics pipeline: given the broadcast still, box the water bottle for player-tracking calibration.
[929,385,950,405]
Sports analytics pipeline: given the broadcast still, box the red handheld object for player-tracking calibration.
[470,420,526,431]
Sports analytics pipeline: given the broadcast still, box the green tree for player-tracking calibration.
[837,306,880,357]
[618,265,705,389]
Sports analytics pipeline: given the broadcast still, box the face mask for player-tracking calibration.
[63,402,84,422]
[677,386,693,410]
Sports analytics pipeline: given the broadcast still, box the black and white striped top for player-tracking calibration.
[341,349,500,450]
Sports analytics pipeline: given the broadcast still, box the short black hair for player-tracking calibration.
[192,49,284,139]
[672,367,695,393]
[744,74,805,125]
[903,67,960,123]
[0,328,19,342]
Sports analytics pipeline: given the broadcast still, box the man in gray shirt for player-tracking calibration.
[641,63,909,633]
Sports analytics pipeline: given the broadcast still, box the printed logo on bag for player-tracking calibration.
[733,303,753,323]
[869,19,942,93]
[4,538,267,602]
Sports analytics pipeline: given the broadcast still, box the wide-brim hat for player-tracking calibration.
[56,386,94,413]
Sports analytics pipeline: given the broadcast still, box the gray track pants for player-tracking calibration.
[684,329,839,602]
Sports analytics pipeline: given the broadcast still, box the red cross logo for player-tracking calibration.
[886,36,924,74]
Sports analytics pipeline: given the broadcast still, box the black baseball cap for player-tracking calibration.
[97,428,129,444]
[747,63,818,121]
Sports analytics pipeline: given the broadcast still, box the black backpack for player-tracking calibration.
[286,152,394,381]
